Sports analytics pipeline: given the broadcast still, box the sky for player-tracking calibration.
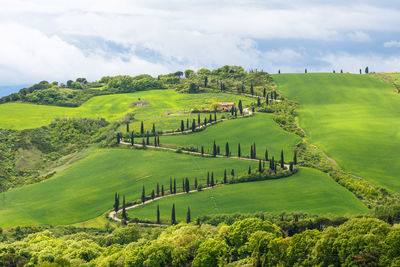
[0,0,399,90]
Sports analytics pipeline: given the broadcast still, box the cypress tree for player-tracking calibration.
[280,150,284,168]
[217,145,220,155]
[341,69,343,73]
[201,146,204,156]
[204,76,208,87]
[196,217,201,225]
[192,119,196,132]
[170,177,172,194]
[142,138,145,147]
[117,133,120,144]
[198,114,201,125]
[131,132,134,146]
[173,179,176,194]
[225,142,230,157]
[181,120,185,132]
[258,160,262,172]
[151,190,155,200]
[231,169,235,177]
[238,100,243,114]
[271,156,275,170]
[214,112,217,122]
[213,140,217,157]
[126,122,129,133]
[278,69,281,74]
[156,183,160,197]
[122,195,126,219]
[257,96,261,106]
[146,132,149,145]
[186,118,189,129]
[248,166,251,174]
[289,162,294,172]
[360,69,362,74]
[294,151,297,165]
[224,169,227,183]
[209,114,212,123]
[274,91,277,100]
[265,148,269,161]
[157,205,160,224]
[114,192,119,212]
[186,207,191,223]
[162,185,164,196]
[235,108,237,117]
[207,172,210,186]
[154,135,157,146]
[266,94,269,105]
[238,143,241,157]
[157,136,160,147]
[194,177,198,189]
[211,172,214,187]
[305,68,307,73]
[263,88,266,97]
[182,178,185,192]
[152,123,155,134]
[141,121,144,136]
[185,178,190,193]
[204,117,207,126]
[141,186,146,203]
[250,82,254,95]
[250,145,253,159]
[253,143,256,159]
[171,204,176,225]
[365,66,369,74]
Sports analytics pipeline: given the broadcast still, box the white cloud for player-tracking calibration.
[384,41,400,48]
[347,31,371,42]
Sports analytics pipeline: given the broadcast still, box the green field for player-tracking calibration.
[128,167,367,222]
[0,90,253,130]
[0,148,258,227]
[273,73,400,192]
[161,113,300,159]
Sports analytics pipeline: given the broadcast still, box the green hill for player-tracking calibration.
[273,73,400,192]
[0,148,258,227]
[128,167,367,222]
[161,113,300,159]
[0,90,252,130]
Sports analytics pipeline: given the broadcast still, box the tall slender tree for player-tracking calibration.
[170,177,172,194]
[198,114,201,125]
[162,185,164,196]
[250,82,254,95]
[142,138,146,147]
[231,169,235,177]
[250,145,254,159]
[253,143,256,159]
[154,135,157,147]
[289,162,294,172]
[156,183,160,197]
[265,148,269,161]
[238,143,241,157]
[117,133,120,144]
[263,88,266,97]
[214,112,217,122]
[186,118,189,129]
[151,190,155,200]
[141,186,146,203]
[280,150,284,168]
[114,192,119,212]
[248,166,251,174]
[157,136,160,147]
[213,140,217,157]
[204,76,208,87]
[152,123,155,134]
[122,195,126,219]
[258,160,262,172]
[201,146,204,156]
[171,204,176,225]
[293,151,297,165]
[141,121,144,136]
[224,169,227,183]
[238,100,243,115]
[211,172,214,187]
[192,119,196,132]
[266,93,269,105]
[194,177,198,189]
[131,132,134,146]
[207,172,210,186]
[209,114,212,123]
[126,122,129,133]
[157,205,160,224]
[146,132,149,145]
[225,142,230,157]
[204,117,207,126]
[181,120,185,132]
[257,97,261,106]
[185,178,190,193]
[186,207,191,223]
[173,179,176,194]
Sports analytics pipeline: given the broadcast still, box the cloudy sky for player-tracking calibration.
[0,0,399,89]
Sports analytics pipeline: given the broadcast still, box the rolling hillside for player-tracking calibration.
[273,73,400,192]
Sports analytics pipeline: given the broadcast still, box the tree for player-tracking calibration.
[189,82,199,93]
[204,76,208,88]
[198,114,201,125]
[185,178,190,193]
[141,186,146,203]
[225,142,230,157]
[142,138,146,147]
[171,204,176,225]
[341,69,343,73]
[201,146,204,156]
[157,205,160,224]
[114,192,119,212]
[126,122,129,133]
[238,143,241,157]
[270,156,275,170]
[289,162,294,172]
[173,179,176,194]
[117,133,120,144]
[294,151,297,165]
[253,143,256,159]
[154,135,157,147]
[180,120,185,132]
[250,145,254,159]
[211,172,214,187]
[248,166,251,174]
[204,117,207,126]
[238,100,243,115]
[174,71,183,78]
[365,66,369,74]
[161,185,164,196]
[187,118,189,129]
[141,121,144,136]
[305,68,307,73]
[266,93,269,105]
[207,172,210,186]
[184,69,194,78]
[278,69,281,74]
[157,136,160,147]
[258,160,262,172]
[151,190,155,200]
[187,207,191,223]
[131,132,134,146]
[146,132,149,145]
[231,169,235,177]
[250,82,254,95]
[195,177,198,189]
[170,177,172,194]
[213,140,217,157]
[182,178,185,192]
[156,183,160,197]
[224,169,227,183]
[360,69,362,74]
[122,195,126,219]
[214,112,217,122]
[209,113,212,123]
[280,150,284,168]
[192,119,196,132]
[265,148,269,161]
[263,88,266,97]
[152,123,155,134]
[257,97,261,106]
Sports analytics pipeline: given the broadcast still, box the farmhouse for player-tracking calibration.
[220,102,235,111]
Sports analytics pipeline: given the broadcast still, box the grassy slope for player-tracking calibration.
[273,73,400,192]
[161,113,301,159]
[0,90,253,130]
[0,148,258,227]
[128,168,367,222]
